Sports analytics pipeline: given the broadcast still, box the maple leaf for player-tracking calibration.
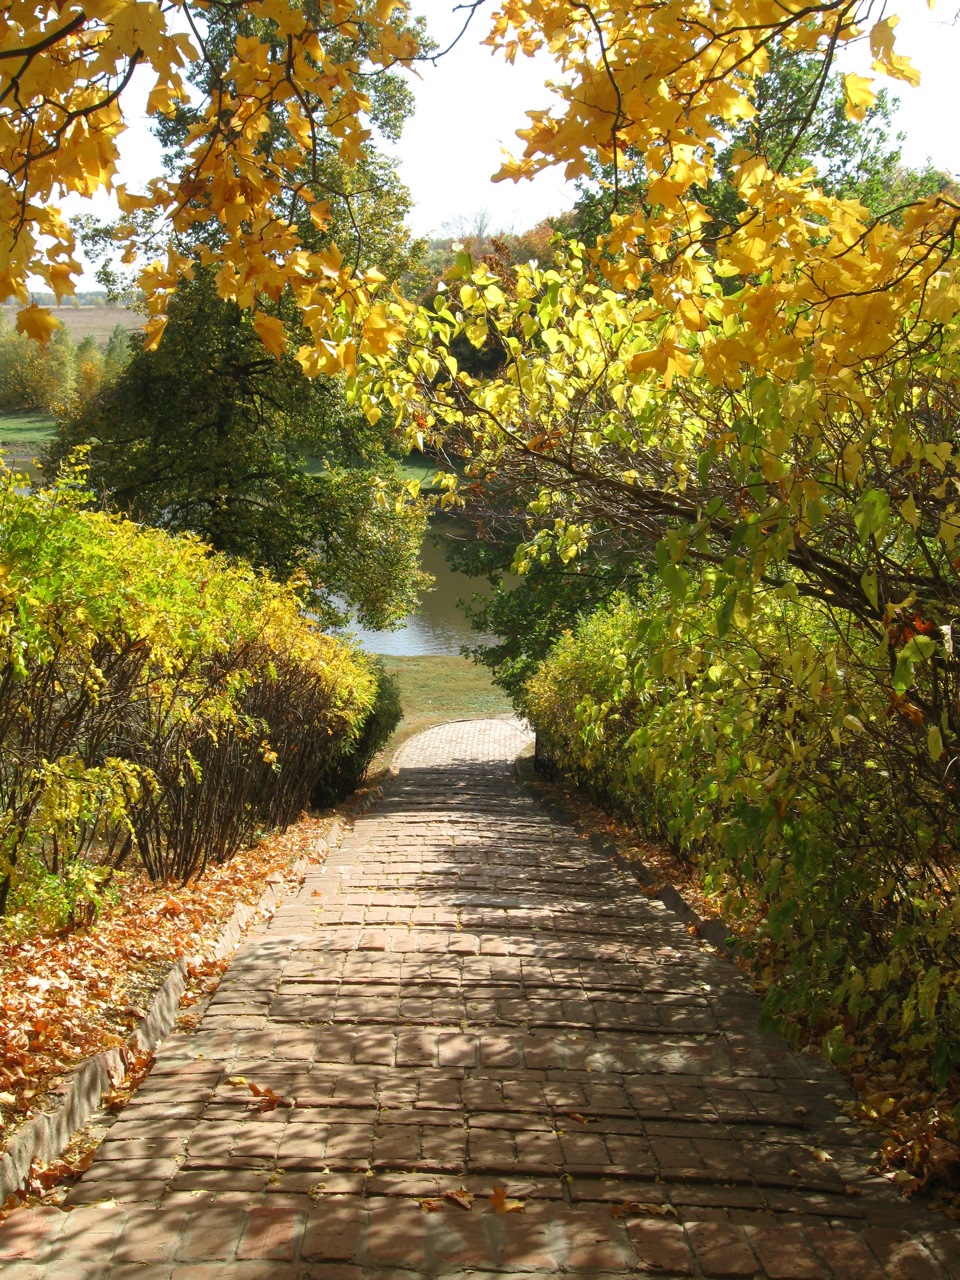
[842,73,876,123]
[488,1186,525,1213]
[15,307,61,346]
[253,312,288,358]
[142,316,169,351]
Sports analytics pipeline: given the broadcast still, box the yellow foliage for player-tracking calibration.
[15,306,60,346]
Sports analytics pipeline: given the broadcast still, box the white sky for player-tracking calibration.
[387,0,577,238]
[58,0,960,285]
[393,0,960,239]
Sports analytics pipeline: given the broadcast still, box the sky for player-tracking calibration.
[58,0,960,285]
[391,0,960,239]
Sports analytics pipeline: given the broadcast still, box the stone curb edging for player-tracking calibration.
[0,819,343,1206]
[514,754,733,952]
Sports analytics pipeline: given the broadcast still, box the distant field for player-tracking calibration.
[2,305,140,344]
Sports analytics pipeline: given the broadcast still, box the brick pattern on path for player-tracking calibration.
[2,716,957,1278]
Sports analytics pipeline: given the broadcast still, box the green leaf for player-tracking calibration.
[853,488,890,545]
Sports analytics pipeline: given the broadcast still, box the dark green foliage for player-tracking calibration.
[437,471,655,705]
[47,275,427,629]
[312,663,402,807]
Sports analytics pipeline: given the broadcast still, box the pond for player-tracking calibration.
[341,520,494,657]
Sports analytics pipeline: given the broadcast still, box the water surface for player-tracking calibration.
[342,522,493,657]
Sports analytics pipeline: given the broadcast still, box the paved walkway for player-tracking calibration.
[1,718,958,1278]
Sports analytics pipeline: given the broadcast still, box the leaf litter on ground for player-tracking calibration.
[0,814,333,1159]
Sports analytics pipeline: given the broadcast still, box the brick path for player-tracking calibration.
[1,717,958,1278]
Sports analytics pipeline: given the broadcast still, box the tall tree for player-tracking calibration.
[48,275,426,629]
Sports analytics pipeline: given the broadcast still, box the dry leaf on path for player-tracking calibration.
[609,1201,669,1220]
[801,1145,835,1163]
[488,1185,525,1213]
[443,1188,474,1210]
[248,1083,295,1111]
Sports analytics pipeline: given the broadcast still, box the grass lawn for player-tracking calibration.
[397,454,449,491]
[0,412,56,471]
[378,654,514,762]
[0,411,56,442]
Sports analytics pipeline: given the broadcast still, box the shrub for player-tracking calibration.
[523,590,960,1085]
[312,661,402,807]
[0,461,381,925]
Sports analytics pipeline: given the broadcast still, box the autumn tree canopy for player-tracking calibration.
[4,0,951,363]
[1,0,421,359]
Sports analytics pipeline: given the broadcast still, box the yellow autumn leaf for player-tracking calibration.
[142,315,169,351]
[362,305,405,356]
[296,342,342,377]
[16,306,61,346]
[899,493,919,530]
[488,1185,525,1213]
[842,73,876,122]
[253,312,287,358]
[47,263,76,301]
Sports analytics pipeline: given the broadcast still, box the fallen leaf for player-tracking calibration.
[488,1185,525,1213]
[418,1197,444,1211]
[801,1145,835,1163]
[443,1188,474,1210]
[928,1139,960,1179]
[610,1200,673,1219]
[248,1083,296,1111]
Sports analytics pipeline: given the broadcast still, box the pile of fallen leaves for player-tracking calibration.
[0,813,334,1144]
[520,757,960,1218]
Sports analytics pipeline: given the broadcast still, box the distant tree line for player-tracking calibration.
[0,321,131,416]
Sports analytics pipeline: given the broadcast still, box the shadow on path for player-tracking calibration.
[0,719,956,1278]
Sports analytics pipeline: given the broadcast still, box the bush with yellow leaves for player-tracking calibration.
[0,462,384,927]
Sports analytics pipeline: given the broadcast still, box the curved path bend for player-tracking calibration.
[1,718,957,1279]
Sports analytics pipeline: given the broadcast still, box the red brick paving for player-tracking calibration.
[1,717,956,1276]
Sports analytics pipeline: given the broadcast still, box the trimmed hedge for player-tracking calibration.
[0,463,384,926]
[523,591,960,1084]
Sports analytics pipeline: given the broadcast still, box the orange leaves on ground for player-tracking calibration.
[0,814,329,1145]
